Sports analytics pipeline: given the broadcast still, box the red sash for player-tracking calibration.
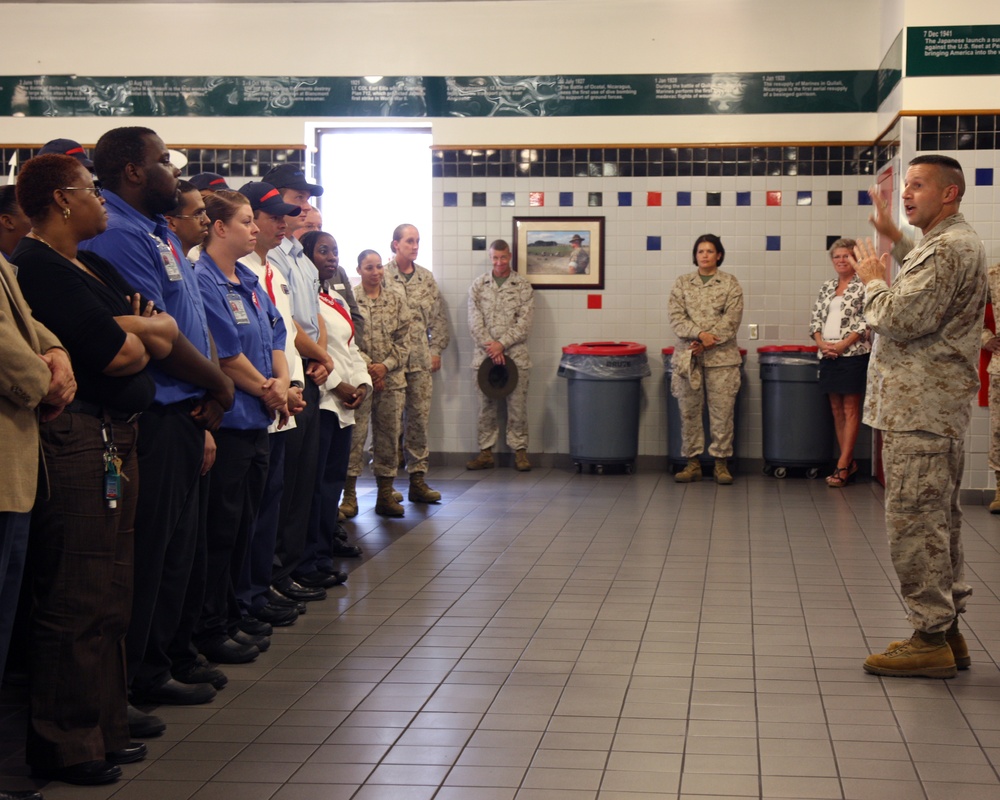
[320,291,354,345]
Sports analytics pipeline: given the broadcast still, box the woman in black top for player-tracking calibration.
[12,154,178,786]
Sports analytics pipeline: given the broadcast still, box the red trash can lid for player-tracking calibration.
[563,341,646,356]
[663,347,747,355]
[756,345,818,353]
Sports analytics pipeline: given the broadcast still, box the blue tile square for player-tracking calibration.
[857,190,872,206]
[766,235,781,251]
[443,192,458,207]
[796,191,812,206]
[618,192,632,207]
[501,192,515,207]
[976,167,994,186]
[736,191,751,206]
[677,191,691,206]
[472,192,487,207]
[647,236,661,251]
[559,191,574,207]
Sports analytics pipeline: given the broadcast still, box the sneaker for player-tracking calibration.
[863,632,957,679]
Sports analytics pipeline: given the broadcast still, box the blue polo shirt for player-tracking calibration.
[82,190,212,405]
[195,252,286,431]
[268,236,320,342]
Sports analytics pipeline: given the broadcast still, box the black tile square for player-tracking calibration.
[471,236,486,251]
[706,191,722,206]
[472,192,487,207]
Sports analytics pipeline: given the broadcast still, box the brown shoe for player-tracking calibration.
[674,458,702,483]
[339,475,358,518]
[408,471,441,503]
[374,476,404,517]
[714,459,733,485]
[863,632,957,679]
[514,450,531,472]
[466,448,494,470]
[889,622,970,670]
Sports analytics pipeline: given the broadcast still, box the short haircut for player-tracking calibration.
[828,237,857,258]
[93,126,157,192]
[489,239,511,252]
[204,190,251,233]
[300,230,334,263]
[357,248,380,267]
[909,154,966,199]
[16,154,83,222]
[168,180,200,215]
[692,233,725,267]
[0,184,20,216]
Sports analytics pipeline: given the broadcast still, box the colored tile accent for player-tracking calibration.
[443,192,458,207]
[501,192,515,207]
[647,236,661,251]
[618,192,632,207]
[587,294,603,309]
[766,235,781,251]
[647,191,662,206]
[826,235,843,250]
[827,191,843,206]
[588,192,603,207]
[766,191,782,206]
[677,191,691,206]
[529,191,544,207]
[857,190,872,206]
[976,167,994,186]
[796,191,812,206]
[736,191,751,207]
[472,192,486,207]
[471,236,486,251]
[706,192,721,207]
[559,191,574,207]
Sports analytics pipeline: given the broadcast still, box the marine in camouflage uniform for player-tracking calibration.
[384,256,450,476]
[468,249,534,453]
[859,156,987,678]
[980,262,1000,510]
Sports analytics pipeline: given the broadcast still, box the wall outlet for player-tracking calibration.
[749,323,759,340]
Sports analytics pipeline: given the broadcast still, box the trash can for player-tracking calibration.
[758,345,834,477]
[662,347,747,473]
[558,342,651,474]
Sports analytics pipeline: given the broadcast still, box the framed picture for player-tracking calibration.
[511,216,605,289]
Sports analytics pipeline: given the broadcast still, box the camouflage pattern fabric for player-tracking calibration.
[477,372,531,451]
[400,370,432,474]
[671,364,740,458]
[347,387,403,478]
[668,270,743,368]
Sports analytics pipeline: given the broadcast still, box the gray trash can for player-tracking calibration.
[662,347,746,473]
[758,345,834,478]
[558,342,650,474]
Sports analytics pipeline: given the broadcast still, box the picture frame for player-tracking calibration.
[511,216,605,290]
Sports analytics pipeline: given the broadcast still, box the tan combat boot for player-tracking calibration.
[466,448,494,470]
[990,471,1000,513]
[375,476,404,517]
[339,475,359,519]
[714,459,733,485]
[408,472,441,503]
[889,618,970,670]
[863,631,957,679]
[514,450,531,472]
[674,458,702,483]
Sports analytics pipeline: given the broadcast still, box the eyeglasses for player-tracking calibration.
[60,184,103,198]
[169,210,209,220]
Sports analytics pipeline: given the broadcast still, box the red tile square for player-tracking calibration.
[529,192,544,207]
[587,295,602,309]
[647,191,662,207]
[766,190,782,206]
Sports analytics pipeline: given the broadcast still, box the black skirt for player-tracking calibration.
[818,353,870,395]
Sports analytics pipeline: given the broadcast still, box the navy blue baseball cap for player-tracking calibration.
[189,172,231,192]
[239,181,302,216]
[37,138,93,169]
[262,164,323,197]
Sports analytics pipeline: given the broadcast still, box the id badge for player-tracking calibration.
[157,242,183,282]
[228,292,250,325]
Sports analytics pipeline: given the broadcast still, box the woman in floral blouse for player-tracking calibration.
[809,237,871,487]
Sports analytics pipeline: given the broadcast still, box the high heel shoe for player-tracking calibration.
[826,461,857,488]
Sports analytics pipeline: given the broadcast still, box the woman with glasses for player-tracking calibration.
[12,154,179,786]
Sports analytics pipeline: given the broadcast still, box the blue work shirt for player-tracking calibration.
[82,190,212,405]
[268,236,320,342]
[195,252,287,431]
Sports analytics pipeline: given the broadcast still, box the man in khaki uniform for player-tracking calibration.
[857,155,987,679]
[466,240,534,471]
[383,224,450,504]
[980,262,1000,512]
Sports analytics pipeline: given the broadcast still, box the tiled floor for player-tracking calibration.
[3,467,1000,800]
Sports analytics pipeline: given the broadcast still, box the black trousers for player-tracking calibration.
[298,410,353,576]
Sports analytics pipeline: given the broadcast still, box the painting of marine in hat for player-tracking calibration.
[512,216,604,290]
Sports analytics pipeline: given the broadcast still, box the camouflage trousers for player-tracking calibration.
[347,387,403,478]
[476,367,530,451]
[401,370,432,474]
[672,364,740,458]
[882,430,971,634]
[989,374,1000,472]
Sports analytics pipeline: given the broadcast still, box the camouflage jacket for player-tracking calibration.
[384,259,450,372]
[355,287,411,391]
[668,270,744,367]
[468,271,534,369]
[863,213,987,437]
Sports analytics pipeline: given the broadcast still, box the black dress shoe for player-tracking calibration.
[198,636,259,665]
[272,578,326,602]
[173,657,229,690]
[331,540,363,558]
[106,742,147,765]
[294,570,346,589]
[238,616,275,636]
[232,629,270,652]
[33,760,121,786]
[265,589,307,613]
[131,677,216,706]
[252,602,299,627]
[0,790,44,800]
[127,704,166,738]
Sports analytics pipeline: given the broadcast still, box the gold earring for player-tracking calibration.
[62,207,71,221]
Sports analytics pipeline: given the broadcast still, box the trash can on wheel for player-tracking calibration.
[558,342,650,474]
[758,345,833,478]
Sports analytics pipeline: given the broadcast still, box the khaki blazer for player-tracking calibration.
[0,253,64,512]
